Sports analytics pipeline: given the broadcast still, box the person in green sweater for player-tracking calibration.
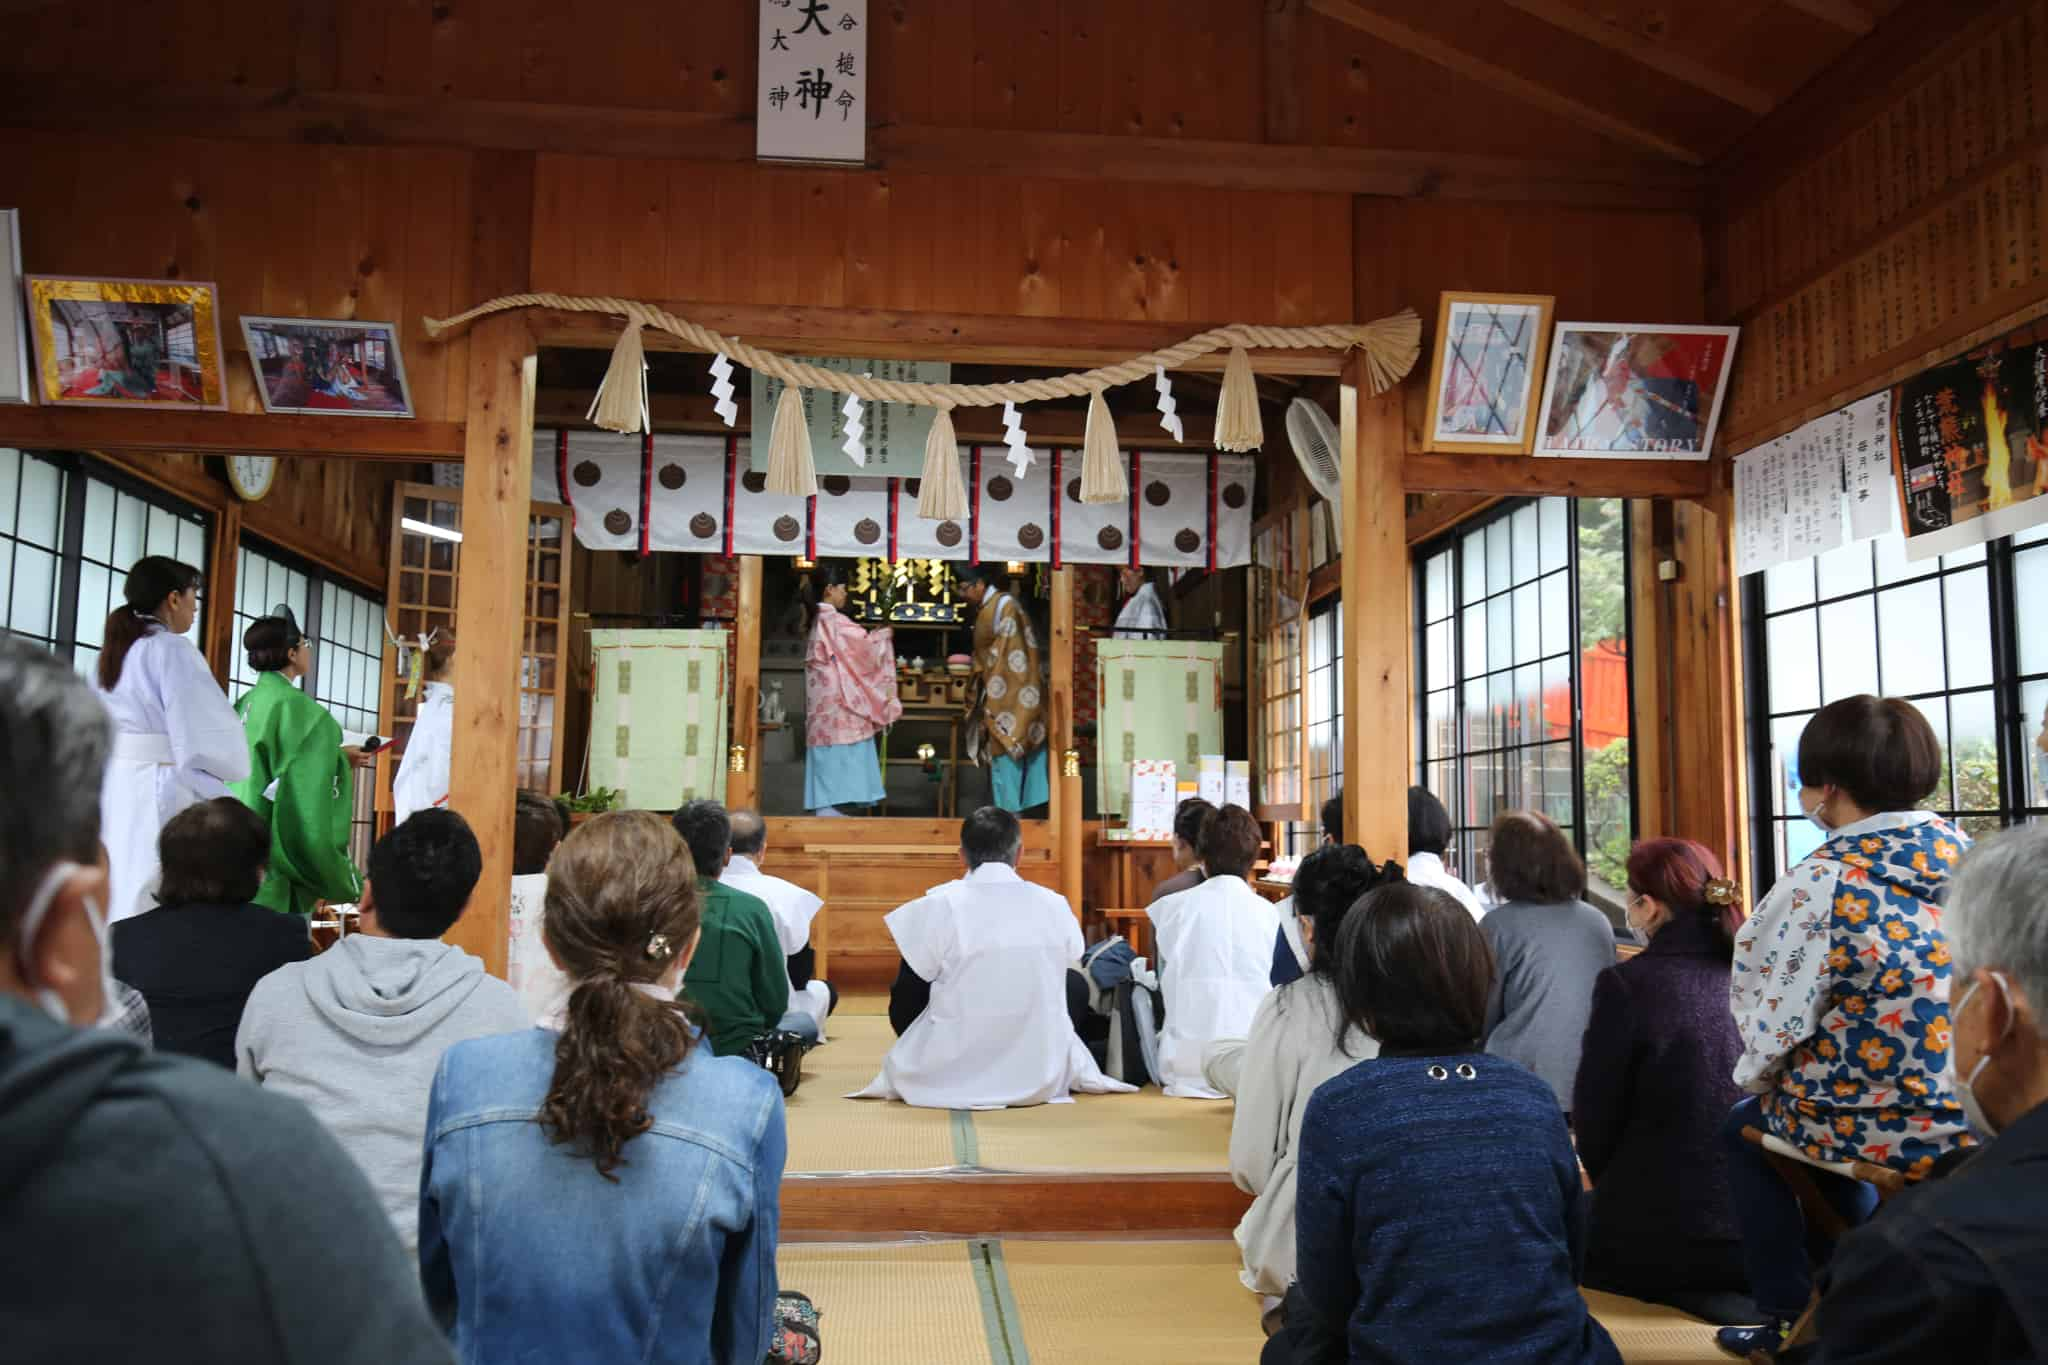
[669,799,792,1058]
[231,607,361,917]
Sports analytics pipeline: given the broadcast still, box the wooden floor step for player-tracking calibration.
[781,1170,1250,1241]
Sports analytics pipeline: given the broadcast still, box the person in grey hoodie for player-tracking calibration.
[0,637,452,1365]
[237,809,529,1254]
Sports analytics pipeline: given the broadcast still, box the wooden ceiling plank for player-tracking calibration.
[1779,0,1876,34]
[1498,0,1776,114]
[0,78,1702,211]
[1264,0,1307,143]
[1302,0,1708,164]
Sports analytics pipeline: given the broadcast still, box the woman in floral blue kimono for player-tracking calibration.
[1717,695,1976,1359]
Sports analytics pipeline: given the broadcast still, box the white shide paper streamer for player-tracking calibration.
[841,391,866,467]
[1002,400,1033,477]
[708,352,738,428]
[1154,366,1185,443]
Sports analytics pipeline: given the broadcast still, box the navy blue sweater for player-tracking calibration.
[1295,1051,1620,1365]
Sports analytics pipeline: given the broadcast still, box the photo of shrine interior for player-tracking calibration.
[5,3,2048,1364]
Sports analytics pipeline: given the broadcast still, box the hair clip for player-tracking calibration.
[1703,878,1741,907]
[645,933,676,962]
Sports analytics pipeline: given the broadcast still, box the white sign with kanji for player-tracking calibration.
[756,0,867,164]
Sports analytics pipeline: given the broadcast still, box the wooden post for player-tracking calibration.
[728,554,763,811]
[1666,496,1750,887]
[204,501,242,686]
[1338,362,1409,861]
[1050,568,1082,918]
[445,320,536,976]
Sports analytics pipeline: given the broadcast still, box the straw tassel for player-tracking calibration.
[1353,308,1424,396]
[586,321,651,434]
[1079,389,1127,504]
[1213,344,1263,452]
[916,406,969,521]
[764,384,819,498]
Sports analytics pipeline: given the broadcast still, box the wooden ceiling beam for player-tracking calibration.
[0,405,463,462]
[1404,453,1715,500]
[1779,0,1876,34]
[1263,0,1307,144]
[1302,0,1706,165]
[0,78,1703,211]
[1498,0,1775,114]
[529,304,1352,376]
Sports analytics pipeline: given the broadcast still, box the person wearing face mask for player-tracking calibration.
[1804,822,2048,1362]
[95,555,251,923]
[1570,839,1753,1325]
[0,637,454,1365]
[1717,695,1977,1360]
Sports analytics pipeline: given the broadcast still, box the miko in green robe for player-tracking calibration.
[231,609,362,917]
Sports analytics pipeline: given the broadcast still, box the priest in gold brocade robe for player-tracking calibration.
[956,564,1049,814]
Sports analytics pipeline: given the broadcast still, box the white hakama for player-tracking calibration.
[391,681,453,825]
[1146,874,1283,1098]
[97,630,250,922]
[851,863,1135,1109]
[721,854,831,1036]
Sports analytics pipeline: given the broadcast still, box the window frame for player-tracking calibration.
[1411,496,1638,898]
[1,449,213,667]
[1741,527,2042,895]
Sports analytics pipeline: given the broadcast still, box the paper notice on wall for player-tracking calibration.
[1128,760,1180,840]
[1786,415,1845,560]
[1735,437,1790,577]
[1839,390,1897,542]
[756,0,868,164]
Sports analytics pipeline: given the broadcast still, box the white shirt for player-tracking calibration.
[1146,874,1283,1098]
[1112,582,1168,638]
[98,629,249,921]
[507,872,568,1022]
[1406,851,1486,922]
[391,681,453,824]
[721,854,823,957]
[850,862,1134,1109]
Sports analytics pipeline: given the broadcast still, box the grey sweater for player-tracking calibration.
[236,936,529,1254]
[1480,897,1617,1110]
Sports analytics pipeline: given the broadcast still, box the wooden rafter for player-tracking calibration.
[1303,0,1706,165]
[0,78,1704,211]
[1779,0,1876,34]
[1404,453,1715,500]
[1498,0,1775,114]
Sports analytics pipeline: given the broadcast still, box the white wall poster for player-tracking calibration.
[756,0,868,164]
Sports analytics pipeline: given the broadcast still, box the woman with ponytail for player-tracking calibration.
[1570,837,1753,1324]
[418,811,786,1365]
[95,555,249,922]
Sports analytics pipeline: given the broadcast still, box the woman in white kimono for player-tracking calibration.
[1146,804,1281,1098]
[96,556,250,922]
[392,632,456,824]
[803,566,901,815]
[851,808,1133,1109]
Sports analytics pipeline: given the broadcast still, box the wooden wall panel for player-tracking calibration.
[532,155,1356,325]
[0,130,476,424]
[1710,0,2048,449]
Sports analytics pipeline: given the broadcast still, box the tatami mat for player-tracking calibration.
[787,1004,1233,1175]
[1583,1290,1723,1362]
[777,1241,1001,1365]
[1001,1240,1266,1364]
[969,1088,1234,1172]
[785,1013,957,1172]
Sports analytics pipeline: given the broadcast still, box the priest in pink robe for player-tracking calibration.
[804,565,902,815]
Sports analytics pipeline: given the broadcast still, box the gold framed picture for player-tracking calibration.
[24,275,227,410]
[1421,291,1555,455]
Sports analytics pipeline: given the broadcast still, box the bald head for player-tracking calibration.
[729,808,767,859]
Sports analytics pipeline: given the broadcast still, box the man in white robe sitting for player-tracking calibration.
[1147,804,1284,1099]
[721,809,834,1041]
[850,807,1135,1109]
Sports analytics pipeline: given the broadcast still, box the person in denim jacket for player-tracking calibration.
[419,810,786,1364]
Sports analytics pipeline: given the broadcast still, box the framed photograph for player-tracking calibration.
[1534,322,1740,460]
[1421,291,1554,454]
[25,275,227,410]
[0,211,28,405]
[241,316,414,418]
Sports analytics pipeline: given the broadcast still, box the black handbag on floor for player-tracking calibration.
[743,1029,809,1098]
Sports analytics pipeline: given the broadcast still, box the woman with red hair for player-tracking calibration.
[1571,837,1753,1323]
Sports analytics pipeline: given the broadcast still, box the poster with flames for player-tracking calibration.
[1892,317,2048,560]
